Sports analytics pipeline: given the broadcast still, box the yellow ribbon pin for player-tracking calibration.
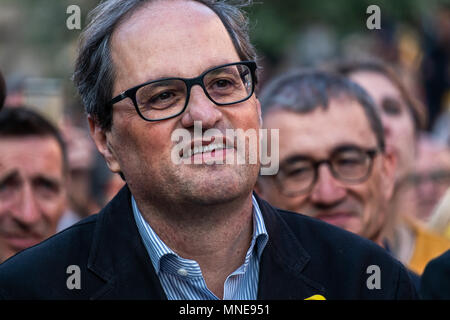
[304,294,326,300]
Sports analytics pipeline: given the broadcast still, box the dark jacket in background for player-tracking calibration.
[420,249,450,299]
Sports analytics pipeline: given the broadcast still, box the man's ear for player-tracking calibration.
[88,116,121,174]
[381,148,397,202]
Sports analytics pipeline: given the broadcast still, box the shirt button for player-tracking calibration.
[177,268,188,276]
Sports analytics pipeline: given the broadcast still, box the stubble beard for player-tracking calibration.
[162,161,260,208]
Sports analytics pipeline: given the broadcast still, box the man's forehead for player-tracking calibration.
[264,100,378,157]
[0,135,58,146]
[349,71,406,112]
[110,0,236,84]
[0,136,64,169]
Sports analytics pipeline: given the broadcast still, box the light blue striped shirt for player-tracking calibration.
[132,195,268,300]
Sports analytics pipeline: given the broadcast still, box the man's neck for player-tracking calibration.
[135,192,255,299]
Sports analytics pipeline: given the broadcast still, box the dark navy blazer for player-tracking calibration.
[420,249,450,299]
[0,186,417,299]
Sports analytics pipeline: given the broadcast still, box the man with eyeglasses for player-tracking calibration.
[256,70,395,246]
[405,134,450,223]
[256,70,422,285]
[0,1,416,300]
[336,60,450,276]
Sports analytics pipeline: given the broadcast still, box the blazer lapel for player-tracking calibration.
[87,185,167,300]
[85,187,325,300]
[255,194,327,300]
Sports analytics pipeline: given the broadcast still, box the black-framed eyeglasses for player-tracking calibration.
[274,146,380,197]
[109,61,257,122]
[404,171,450,187]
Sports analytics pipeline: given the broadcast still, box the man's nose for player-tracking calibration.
[12,184,41,225]
[180,86,223,129]
[309,164,347,206]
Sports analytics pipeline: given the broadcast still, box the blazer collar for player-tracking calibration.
[87,185,166,300]
[254,193,327,300]
[87,186,325,300]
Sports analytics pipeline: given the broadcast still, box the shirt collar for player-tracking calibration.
[251,194,269,258]
[132,194,269,274]
[132,197,173,274]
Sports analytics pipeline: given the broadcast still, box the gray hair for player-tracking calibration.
[73,0,257,130]
[259,69,386,152]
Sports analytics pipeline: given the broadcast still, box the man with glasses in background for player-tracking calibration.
[256,70,420,289]
[256,70,396,247]
[0,0,416,300]
[404,134,450,223]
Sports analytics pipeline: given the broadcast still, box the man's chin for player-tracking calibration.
[180,168,257,204]
[185,181,253,206]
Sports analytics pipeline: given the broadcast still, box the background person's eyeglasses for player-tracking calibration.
[274,146,379,197]
[404,171,450,187]
[109,61,257,122]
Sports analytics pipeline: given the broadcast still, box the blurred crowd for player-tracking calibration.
[0,0,449,299]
